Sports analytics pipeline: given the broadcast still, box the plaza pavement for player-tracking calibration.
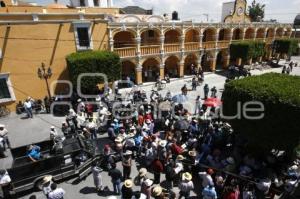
[1,57,300,199]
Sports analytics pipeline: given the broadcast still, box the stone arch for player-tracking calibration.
[120,15,142,23]
[113,30,136,48]
[232,28,242,40]
[256,28,266,38]
[165,29,181,43]
[276,27,284,37]
[142,57,160,82]
[245,27,255,39]
[266,28,275,38]
[146,15,165,22]
[185,29,199,43]
[184,54,198,75]
[219,28,231,41]
[140,29,160,46]
[202,27,217,42]
[164,55,180,78]
[121,60,136,82]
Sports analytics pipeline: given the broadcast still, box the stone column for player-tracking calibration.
[215,30,219,48]
[160,64,165,80]
[263,31,267,42]
[257,56,263,62]
[241,29,246,40]
[247,58,253,65]
[136,36,141,56]
[229,29,233,43]
[179,59,184,77]
[223,55,230,69]
[160,35,165,53]
[199,33,203,48]
[253,29,257,40]
[236,58,242,66]
[197,54,202,70]
[135,65,143,85]
[180,35,185,51]
[210,52,217,72]
[108,29,114,51]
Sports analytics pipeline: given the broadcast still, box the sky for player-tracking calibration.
[33,0,300,23]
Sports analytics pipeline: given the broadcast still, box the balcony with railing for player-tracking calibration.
[184,42,199,51]
[114,47,136,58]
[141,45,160,55]
[217,41,230,48]
[202,41,216,49]
[164,44,180,53]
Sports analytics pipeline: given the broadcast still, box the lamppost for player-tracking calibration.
[37,62,52,99]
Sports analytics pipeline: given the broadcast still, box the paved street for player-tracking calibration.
[1,57,300,199]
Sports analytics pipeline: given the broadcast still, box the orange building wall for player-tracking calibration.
[0,21,109,110]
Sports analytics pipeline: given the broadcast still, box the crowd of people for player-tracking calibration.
[1,65,300,199]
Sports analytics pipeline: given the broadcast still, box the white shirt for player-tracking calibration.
[0,171,11,185]
[24,101,32,109]
[48,188,65,199]
[0,128,8,137]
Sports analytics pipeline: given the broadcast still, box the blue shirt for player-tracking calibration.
[202,186,217,199]
[27,146,41,160]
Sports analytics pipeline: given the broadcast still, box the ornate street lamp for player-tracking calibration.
[37,62,52,99]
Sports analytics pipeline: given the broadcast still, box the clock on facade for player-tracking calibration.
[237,7,244,16]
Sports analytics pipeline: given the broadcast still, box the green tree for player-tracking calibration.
[248,0,265,22]
[66,50,121,95]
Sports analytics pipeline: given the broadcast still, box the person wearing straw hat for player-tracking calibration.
[121,179,133,199]
[141,179,153,199]
[152,186,165,199]
[134,168,148,186]
[122,150,133,180]
[178,172,194,199]
[199,168,214,189]
[42,175,53,198]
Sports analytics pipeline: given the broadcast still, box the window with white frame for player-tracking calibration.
[0,73,16,103]
[73,22,93,51]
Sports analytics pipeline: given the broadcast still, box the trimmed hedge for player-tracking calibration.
[230,41,265,60]
[222,73,300,156]
[66,50,121,94]
[274,38,299,56]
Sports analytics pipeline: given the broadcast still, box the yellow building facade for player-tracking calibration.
[0,0,293,111]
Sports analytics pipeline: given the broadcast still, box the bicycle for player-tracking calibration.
[0,105,10,118]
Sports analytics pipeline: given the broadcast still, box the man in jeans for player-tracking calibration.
[24,98,33,118]
[108,164,122,195]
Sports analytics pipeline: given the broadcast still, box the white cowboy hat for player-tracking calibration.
[50,126,55,129]
[77,99,82,102]
[124,150,132,155]
[0,124,5,128]
[144,179,153,187]
[113,119,118,123]
[42,175,53,184]
[182,172,192,181]
[226,157,235,164]
[145,119,151,124]
[152,186,162,196]
[124,179,133,188]
[188,150,197,157]
[159,140,167,147]
[139,168,148,177]
[177,155,184,161]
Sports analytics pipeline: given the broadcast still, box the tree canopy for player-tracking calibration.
[248,0,265,22]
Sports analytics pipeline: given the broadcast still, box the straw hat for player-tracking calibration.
[182,172,192,181]
[144,179,153,187]
[188,150,197,157]
[152,186,162,196]
[42,175,53,184]
[177,155,184,161]
[124,179,133,188]
[124,150,133,156]
[139,168,148,177]
[159,140,167,147]
[115,137,123,143]
[128,132,135,138]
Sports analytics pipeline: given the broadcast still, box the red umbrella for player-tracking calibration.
[203,98,222,107]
